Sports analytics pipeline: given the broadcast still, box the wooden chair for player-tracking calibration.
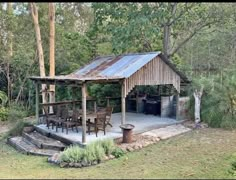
[61,109,81,134]
[88,111,107,137]
[43,105,63,132]
[105,106,113,127]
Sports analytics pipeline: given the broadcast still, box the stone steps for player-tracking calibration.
[22,131,66,151]
[7,136,60,156]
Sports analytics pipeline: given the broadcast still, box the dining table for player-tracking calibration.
[68,109,97,122]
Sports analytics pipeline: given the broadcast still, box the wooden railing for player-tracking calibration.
[40,99,95,106]
[40,97,122,113]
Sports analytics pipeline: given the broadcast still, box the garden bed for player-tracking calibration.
[48,123,195,168]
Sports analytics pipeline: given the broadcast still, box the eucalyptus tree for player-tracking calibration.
[92,3,225,58]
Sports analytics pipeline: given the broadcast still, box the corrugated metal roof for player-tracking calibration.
[69,51,161,79]
[30,51,190,83]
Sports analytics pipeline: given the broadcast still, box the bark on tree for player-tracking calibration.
[162,3,219,58]
[30,3,47,103]
[193,87,203,126]
[49,3,55,113]
[15,50,37,104]
[7,3,13,103]
[163,24,171,58]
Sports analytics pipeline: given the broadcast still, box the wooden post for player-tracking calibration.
[106,97,110,107]
[176,92,179,121]
[35,82,39,124]
[49,3,55,113]
[82,83,87,144]
[136,88,139,113]
[121,80,126,124]
[94,101,97,113]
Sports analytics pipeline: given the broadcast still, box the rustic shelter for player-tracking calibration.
[30,51,190,144]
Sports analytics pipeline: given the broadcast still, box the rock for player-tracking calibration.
[120,147,127,152]
[74,163,82,168]
[138,145,143,149]
[108,154,115,159]
[69,162,74,167]
[92,160,98,165]
[48,153,61,165]
[126,147,133,152]
[60,162,69,168]
[201,123,208,128]
[47,157,52,163]
[23,126,35,133]
[132,145,137,150]
[81,160,88,167]
[104,156,109,161]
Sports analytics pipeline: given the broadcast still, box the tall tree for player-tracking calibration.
[92,3,224,58]
[7,3,13,103]
[30,3,47,103]
[49,3,55,111]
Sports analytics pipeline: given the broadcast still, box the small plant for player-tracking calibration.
[232,161,236,170]
[100,138,115,156]
[111,147,125,158]
[4,120,34,138]
[87,142,105,162]
[0,107,8,121]
[60,145,84,163]
[0,91,8,107]
[7,103,28,122]
[59,139,120,167]
[82,144,97,164]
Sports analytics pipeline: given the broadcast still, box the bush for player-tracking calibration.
[0,107,9,121]
[111,147,125,158]
[0,91,8,107]
[87,142,105,162]
[100,138,115,156]
[60,145,84,163]
[7,103,28,122]
[190,71,236,129]
[59,139,116,165]
[4,120,34,138]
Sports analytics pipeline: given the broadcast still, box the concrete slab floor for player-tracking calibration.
[36,112,183,145]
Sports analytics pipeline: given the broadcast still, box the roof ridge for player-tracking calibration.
[93,51,161,59]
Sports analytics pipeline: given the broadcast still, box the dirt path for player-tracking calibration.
[0,122,10,134]
[0,116,36,135]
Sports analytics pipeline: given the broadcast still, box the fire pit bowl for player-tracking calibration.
[120,124,135,143]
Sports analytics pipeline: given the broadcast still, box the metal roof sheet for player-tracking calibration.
[70,51,161,79]
[30,51,190,83]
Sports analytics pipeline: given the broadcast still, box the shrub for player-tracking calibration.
[189,71,236,129]
[5,120,33,138]
[87,141,105,162]
[111,147,125,158]
[100,138,115,156]
[7,103,28,122]
[0,107,9,121]
[0,91,8,107]
[60,145,84,163]
[232,161,236,170]
[59,139,115,165]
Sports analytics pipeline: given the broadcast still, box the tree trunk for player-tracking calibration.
[163,24,171,58]
[30,3,47,103]
[49,3,55,113]
[7,3,13,104]
[193,87,203,126]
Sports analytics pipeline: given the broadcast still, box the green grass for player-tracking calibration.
[1,128,236,179]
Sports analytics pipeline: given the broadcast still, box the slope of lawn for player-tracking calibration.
[0,128,236,179]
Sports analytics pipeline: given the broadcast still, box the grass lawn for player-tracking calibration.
[0,128,236,179]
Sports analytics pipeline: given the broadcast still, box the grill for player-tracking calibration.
[143,96,161,115]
